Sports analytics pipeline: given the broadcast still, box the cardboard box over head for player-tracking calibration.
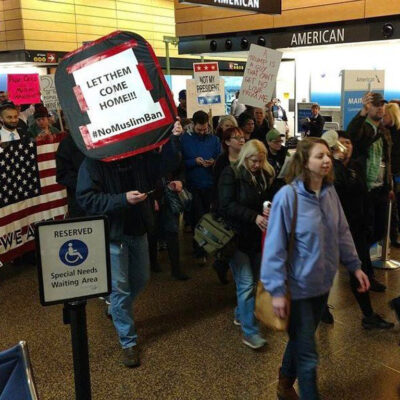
[55,31,176,161]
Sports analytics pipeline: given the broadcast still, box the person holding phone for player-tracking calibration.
[76,120,183,368]
[181,110,221,262]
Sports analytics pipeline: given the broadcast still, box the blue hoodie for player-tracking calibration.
[180,127,221,190]
[260,179,360,300]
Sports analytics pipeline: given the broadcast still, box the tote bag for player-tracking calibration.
[255,185,297,331]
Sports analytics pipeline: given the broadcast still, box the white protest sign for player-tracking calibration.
[40,75,60,110]
[193,62,221,105]
[239,44,282,108]
[36,217,110,305]
[186,78,226,118]
[71,48,165,144]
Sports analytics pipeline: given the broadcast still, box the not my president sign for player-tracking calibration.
[193,62,221,105]
[72,49,166,146]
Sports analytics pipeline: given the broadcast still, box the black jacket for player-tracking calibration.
[390,125,400,176]
[303,114,324,137]
[252,119,270,143]
[347,112,392,189]
[266,144,289,198]
[218,164,272,254]
[333,159,368,228]
[76,137,180,242]
[56,134,85,217]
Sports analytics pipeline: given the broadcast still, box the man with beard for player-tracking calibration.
[347,92,392,292]
[0,103,26,142]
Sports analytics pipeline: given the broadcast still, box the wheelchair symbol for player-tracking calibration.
[59,240,88,266]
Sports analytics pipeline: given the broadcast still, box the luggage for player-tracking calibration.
[194,213,235,256]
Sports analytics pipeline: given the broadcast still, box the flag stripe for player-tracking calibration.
[0,190,66,218]
[38,160,56,171]
[39,168,56,179]
[0,195,67,226]
[36,143,60,154]
[41,183,65,195]
[1,205,67,237]
[40,176,57,187]
[37,152,56,162]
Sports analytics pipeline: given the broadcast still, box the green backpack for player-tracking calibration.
[194,165,239,257]
[194,212,236,256]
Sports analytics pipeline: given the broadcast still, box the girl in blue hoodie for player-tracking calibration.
[260,137,370,400]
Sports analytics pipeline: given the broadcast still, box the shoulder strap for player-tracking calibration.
[286,184,298,260]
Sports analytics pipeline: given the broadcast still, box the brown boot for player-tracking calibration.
[277,369,299,400]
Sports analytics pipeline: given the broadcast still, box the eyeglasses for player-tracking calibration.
[231,136,245,141]
[271,139,283,144]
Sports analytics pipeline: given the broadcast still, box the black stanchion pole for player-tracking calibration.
[63,300,92,400]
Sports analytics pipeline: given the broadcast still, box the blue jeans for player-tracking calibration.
[281,293,329,400]
[110,234,150,349]
[230,250,260,337]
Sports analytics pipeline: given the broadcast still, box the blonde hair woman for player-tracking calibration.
[383,102,400,130]
[218,140,274,349]
[215,114,238,140]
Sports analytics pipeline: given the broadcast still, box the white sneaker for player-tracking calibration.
[242,334,267,349]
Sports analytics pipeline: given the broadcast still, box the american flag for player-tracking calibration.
[0,134,67,263]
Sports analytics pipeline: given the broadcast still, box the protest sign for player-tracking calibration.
[239,44,282,108]
[8,74,41,105]
[186,78,226,118]
[40,75,60,110]
[193,62,221,105]
[55,31,176,161]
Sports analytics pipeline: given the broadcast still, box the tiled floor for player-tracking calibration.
[1,237,400,399]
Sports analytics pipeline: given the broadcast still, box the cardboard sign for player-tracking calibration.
[8,74,41,105]
[239,44,282,108]
[186,78,226,118]
[55,31,176,161]
[35,216,111,306]
[193,62,221,105]
[40,75,60,110]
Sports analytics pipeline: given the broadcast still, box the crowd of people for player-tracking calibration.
[2,86,400,399]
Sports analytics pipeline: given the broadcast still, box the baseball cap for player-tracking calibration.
[266,128,282,142]
[371,92,387,106]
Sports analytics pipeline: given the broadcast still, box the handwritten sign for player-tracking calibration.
[193,62,221,105]
[40,75,60,109]
[239,44,282,108]
[8,74,41,105]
